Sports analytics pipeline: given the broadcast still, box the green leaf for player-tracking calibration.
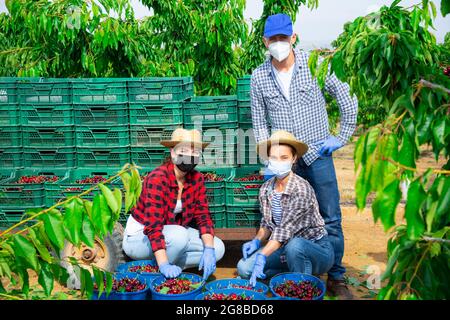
[105,272,113,298]
[159,287,170,294]
[41,210,65,250]
[38,262,54,297]
[13,234,38,271]
[125,191,135,213]
[63,199,84,247]
[317,57,330,89]
[99,183,119,214]
[372,180,401,231]
[441,0,450,16]
[432,117,446,146]
[331,50,345,80]
[93,266,104,299]
[27,228,53,264]
[430,242,441,257]
[84,200,93,218]
[121,172,131,193]
[308,50,319,77]
[112,188,122,221]
[80,214,95,248]
[17,267,30,297]
[435,176,450,225]
[80,267,94,300]
[92,194,112,237]
[354,133,367,171]
[404,179,426,240]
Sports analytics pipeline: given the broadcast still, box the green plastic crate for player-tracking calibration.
[17,79,72,105]
[45,168,123,206]
[237,76,251,101]
[0,169,66,208]
[0,147,22,168]
[0,209,39,229]
[0,126,22,146]
[74,103,129,126]
[226,204,261,228]
[225,167,264,206]
[235,128,259,166]
[129,102,183,126]
[209,204,226,228]
[130,125,179,147]
[130,147,169,168]
[75,126,129,147]
[128,77,194,103]
[22,125,75,148]
[238,100,252,128]
[0,105,19,126]
[23,147,76,168]
[0,77,18,105]
[200,128,238,167]
[20,104,74,126]
[199,168,233,206]
[76,147,129,167]
[183,96,238,128]
[72,79,127,105]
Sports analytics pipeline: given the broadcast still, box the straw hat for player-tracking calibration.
[160,128,209,149]
[257,130,308,160]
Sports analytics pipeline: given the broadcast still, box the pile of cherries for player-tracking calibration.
[129,264,159,273]
[75,176,106,184]
[202,172,224,182]
[274,280,322,300]
[94,277,147,293]
[64,187,82,192]
[15,175,59,184]
[234,174,263,190]
[203,293,252,300]
[155,278,195,294]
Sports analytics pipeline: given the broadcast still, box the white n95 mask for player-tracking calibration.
[268,41,291,62]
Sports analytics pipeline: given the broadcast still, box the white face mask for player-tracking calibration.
[268,41,291,62]
[268,159,293,179]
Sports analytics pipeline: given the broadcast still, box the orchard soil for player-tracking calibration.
[1,138,446,300]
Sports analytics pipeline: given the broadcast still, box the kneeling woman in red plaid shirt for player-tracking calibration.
[122,128,225,280]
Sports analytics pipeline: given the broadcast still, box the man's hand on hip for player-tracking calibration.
[315,136,343,157]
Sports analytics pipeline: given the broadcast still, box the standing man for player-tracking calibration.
[250,13,358,300]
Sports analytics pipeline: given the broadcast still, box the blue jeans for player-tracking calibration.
[122,225,225,269]
[294,155,346,280]
[237,236,334,278]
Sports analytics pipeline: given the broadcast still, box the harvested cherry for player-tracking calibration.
[129,264,159,273]
[235,174,263,182]
[15,175,59,184]
[229,284,263,292]
[155,278,196,294]
[94,277,147,293]
[65,187,82,192]
[274,280,322,300]
[76,176,106,184]
[202,172,223,182]
[203,293,252,300]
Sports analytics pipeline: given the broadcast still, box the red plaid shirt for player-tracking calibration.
[131,162,215,252]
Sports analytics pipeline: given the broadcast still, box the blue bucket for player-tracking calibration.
[195,288,267,300]
[116,259,160,286]
[269,272,326,300]
[91,272,149,300]
[150,273,204,300]
[205,278,269,295]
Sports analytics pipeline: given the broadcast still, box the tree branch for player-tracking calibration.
[419,79,450,95]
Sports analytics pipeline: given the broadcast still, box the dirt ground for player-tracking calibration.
[2,138,445,300]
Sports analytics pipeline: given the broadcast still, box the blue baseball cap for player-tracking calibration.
[264,13,293,38]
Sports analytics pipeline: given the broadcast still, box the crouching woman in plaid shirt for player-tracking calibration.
[237,130,334,286]
[122,128,225,280]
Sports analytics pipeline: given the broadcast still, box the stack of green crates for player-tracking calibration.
[0,78,22,168]
[225,167,264,228]
[128,77,193,171]
[183,95,238,168]
[236,76,259,166]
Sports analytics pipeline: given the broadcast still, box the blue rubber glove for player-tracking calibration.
[315,136,343,157]
[249,253,267,287]
[242,238,261,260]
[159,262,182,278]
[199,246,216,281]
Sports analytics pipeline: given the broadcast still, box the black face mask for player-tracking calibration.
[173,154,200,173]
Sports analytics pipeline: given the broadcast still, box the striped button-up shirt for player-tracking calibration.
[259,173,327,244]
[250,48,358,165]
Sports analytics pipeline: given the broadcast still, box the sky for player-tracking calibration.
[0,0,448,48]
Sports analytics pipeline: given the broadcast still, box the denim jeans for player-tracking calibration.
[294,155,346,280]
[237,236,334,278]
[122,225,225,269]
